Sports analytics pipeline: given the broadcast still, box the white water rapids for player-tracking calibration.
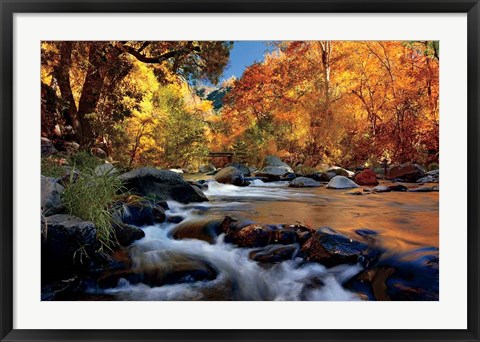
[99,180,364,301]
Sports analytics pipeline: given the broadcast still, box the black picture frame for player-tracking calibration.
[1,0,479,341]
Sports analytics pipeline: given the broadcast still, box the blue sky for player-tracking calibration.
[220,41,273,82]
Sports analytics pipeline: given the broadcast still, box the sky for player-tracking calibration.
[219,41,273,83]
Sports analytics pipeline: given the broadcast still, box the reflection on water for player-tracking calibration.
[95,179,439,301]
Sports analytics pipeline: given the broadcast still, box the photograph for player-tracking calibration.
[40,40,440,302]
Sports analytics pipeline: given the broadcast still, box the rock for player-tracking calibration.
[249,244,298,263]
[280,173,297,181]
[42,214,97,268]
[94,163,118,176]
[409,186,439,192]
[301,229,368,267]
[354,168,379,186]
[90,147,107,159]
[305,172,330,182]
[347,191,363,196]
[170,218,225,243]
[326,166,354,178]
[264,155,291,168]
[206,169,220,176]
[214,166,248,186]
[388,184,408,192]
[226,162,251,176]
[325,171,337,180]
[417,169,439,183]
[355,228,378,238]
[372,185,391,193]
[61,141,80,155]
[41,137,57,157]
[256,165,293,178]
[199,164,216,173]
[386,164,425,182]
[116,200,166,227]
[118,168,208,204]
[112,222,145,246]
[226,223,301,248]
[135,253,217,287]
[326,176,360,189]
[167,216,184,224]
[41,176,65,215]
[289,177,321,188]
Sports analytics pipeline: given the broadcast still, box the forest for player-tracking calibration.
[41,41,439,170]
[41,41,440,302]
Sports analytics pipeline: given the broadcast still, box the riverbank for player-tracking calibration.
[41,152,439,301]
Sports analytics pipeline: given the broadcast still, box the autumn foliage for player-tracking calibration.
[41,41,439,170]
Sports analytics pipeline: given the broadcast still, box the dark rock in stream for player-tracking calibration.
[116,200,166,227]
[289,176,321,188]
[305,172,330,182]
[170,218,225,243]
[118,168,208,204]
[301,228,368,267]
[112,222,145,247]
[388,184,408,192]
[354,168,379,186]
[249,244,299,263]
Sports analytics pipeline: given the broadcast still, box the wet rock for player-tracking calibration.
[135,253,217,287]
[199,164,216,173]
[305,172,330,182]
[42,214,97,270]
[116,200,166,227]
[229,224,275,247]
[289,176,321,188]
[301,229,368,267]
[409,185,439,192]
[249,244,298,263]
[386,164,425,182]
[41,176,65,216]
[326,176,360,189]
[170,218,225,243]
[167,216,184,224]
[354,168,379,186]
[94,163,118,176]
[372,185,391,193]
[112,222,145,246]
[226,162,251,176]
[280,173,297,181]
[118,168,208,204]
[355,229,379,238]
[41,137,57,157]
[388,184,408,192]
[214,166,248,186]
[347,191,363,196]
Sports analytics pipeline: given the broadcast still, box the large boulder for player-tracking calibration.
[301,228,368,267]
[41,137,57,157]
[170,218,224,243]
[42,214,97,268]
[226,162,251,176]
[214,166,248,186]
[258,155,294,178]
[386,164,425,182]
[354,168,379,186]
[41,176,65,215]
[118,168,208,204]
[289,177,321,188]
[94,163,118,176]
[326,176,360,189]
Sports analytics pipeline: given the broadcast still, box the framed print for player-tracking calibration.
[1,0,479,341]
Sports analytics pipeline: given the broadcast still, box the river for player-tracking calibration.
[94,179,439,301]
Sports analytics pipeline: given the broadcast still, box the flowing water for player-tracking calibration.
[96,179,439,301]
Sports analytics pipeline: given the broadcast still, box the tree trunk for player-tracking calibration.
[77,42,109,145]
[52,42,81,138]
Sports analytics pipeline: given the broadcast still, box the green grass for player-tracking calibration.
[68,151,103,173]
[41,157,67,178]
[62,166,126,252]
